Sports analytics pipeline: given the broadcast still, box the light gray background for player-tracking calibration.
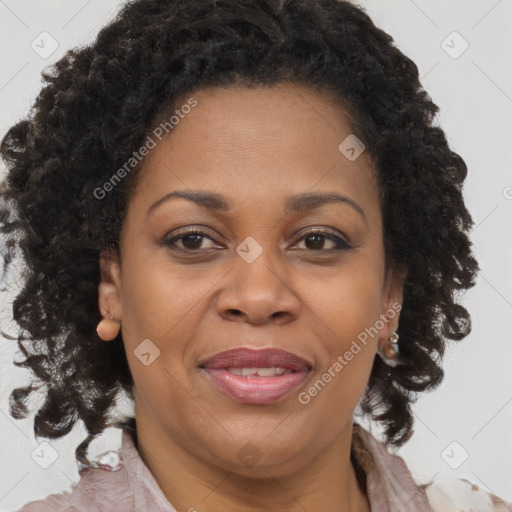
[0,1,511,510]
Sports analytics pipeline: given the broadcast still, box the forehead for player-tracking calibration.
[131,84,380,221]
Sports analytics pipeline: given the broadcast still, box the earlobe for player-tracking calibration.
[97,251,122,341]
[98,281,122,318]
[377,264,407,364]
[380,264,407,335]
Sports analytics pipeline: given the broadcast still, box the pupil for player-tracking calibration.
[306,234,324,250]
[183,234,202,249]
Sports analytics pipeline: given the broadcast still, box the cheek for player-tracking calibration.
[117,247,218,399]
[300,258,383,398]
[305,254,385,334]
[118,262,197,414]
[118,245,206,342]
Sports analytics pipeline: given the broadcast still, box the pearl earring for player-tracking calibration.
[96,313,120,341]
[377,331,400,367]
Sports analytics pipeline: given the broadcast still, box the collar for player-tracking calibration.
[350,423,433,511]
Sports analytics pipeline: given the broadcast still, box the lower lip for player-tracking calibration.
[201,368,310,404]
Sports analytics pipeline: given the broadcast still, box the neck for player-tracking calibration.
[134,417,371,512]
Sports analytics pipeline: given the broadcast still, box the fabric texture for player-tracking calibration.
[17,422,512,512]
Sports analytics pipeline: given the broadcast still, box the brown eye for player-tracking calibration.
[160,227,352,254]
[294,229,352,251]
[178,233,206,250]
[161,229,218,252]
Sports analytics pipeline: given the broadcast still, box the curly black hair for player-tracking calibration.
[0,0,479,467]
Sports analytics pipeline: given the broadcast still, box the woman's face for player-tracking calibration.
[100,83,404,477]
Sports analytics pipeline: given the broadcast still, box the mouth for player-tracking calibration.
[199,348,313,404]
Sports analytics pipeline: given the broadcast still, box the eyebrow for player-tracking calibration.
[146,189,367,224]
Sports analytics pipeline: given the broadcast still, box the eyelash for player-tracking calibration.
[160,227,353,254]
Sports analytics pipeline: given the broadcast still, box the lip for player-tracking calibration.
[199,348,313,371]
[199,348,313,404]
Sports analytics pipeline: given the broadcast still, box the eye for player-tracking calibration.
[292,228,352,252]
[160,228,219,252]
[160,227,353,254]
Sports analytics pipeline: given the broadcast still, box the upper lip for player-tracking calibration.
[200,348,313,371]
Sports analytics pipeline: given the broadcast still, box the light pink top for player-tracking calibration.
[17,422,512,511]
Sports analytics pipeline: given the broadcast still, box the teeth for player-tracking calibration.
[227,367,292,377]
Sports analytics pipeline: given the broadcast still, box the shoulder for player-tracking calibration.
[351,423,511,512]
[424,477,512,512]
[16,464,133,512]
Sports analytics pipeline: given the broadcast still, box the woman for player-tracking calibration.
[1,0,510,510]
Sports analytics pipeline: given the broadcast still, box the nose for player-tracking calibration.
[216,247,301,326]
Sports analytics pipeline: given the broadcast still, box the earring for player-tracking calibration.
[377,331,400,367]
[96,313,120,341]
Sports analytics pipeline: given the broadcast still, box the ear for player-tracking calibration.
[98,249,123,321]
[379,262,407,342]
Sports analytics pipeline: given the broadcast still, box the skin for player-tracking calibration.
[98,83,405,512]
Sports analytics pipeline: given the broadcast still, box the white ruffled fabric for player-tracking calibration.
[426,477,512,512]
